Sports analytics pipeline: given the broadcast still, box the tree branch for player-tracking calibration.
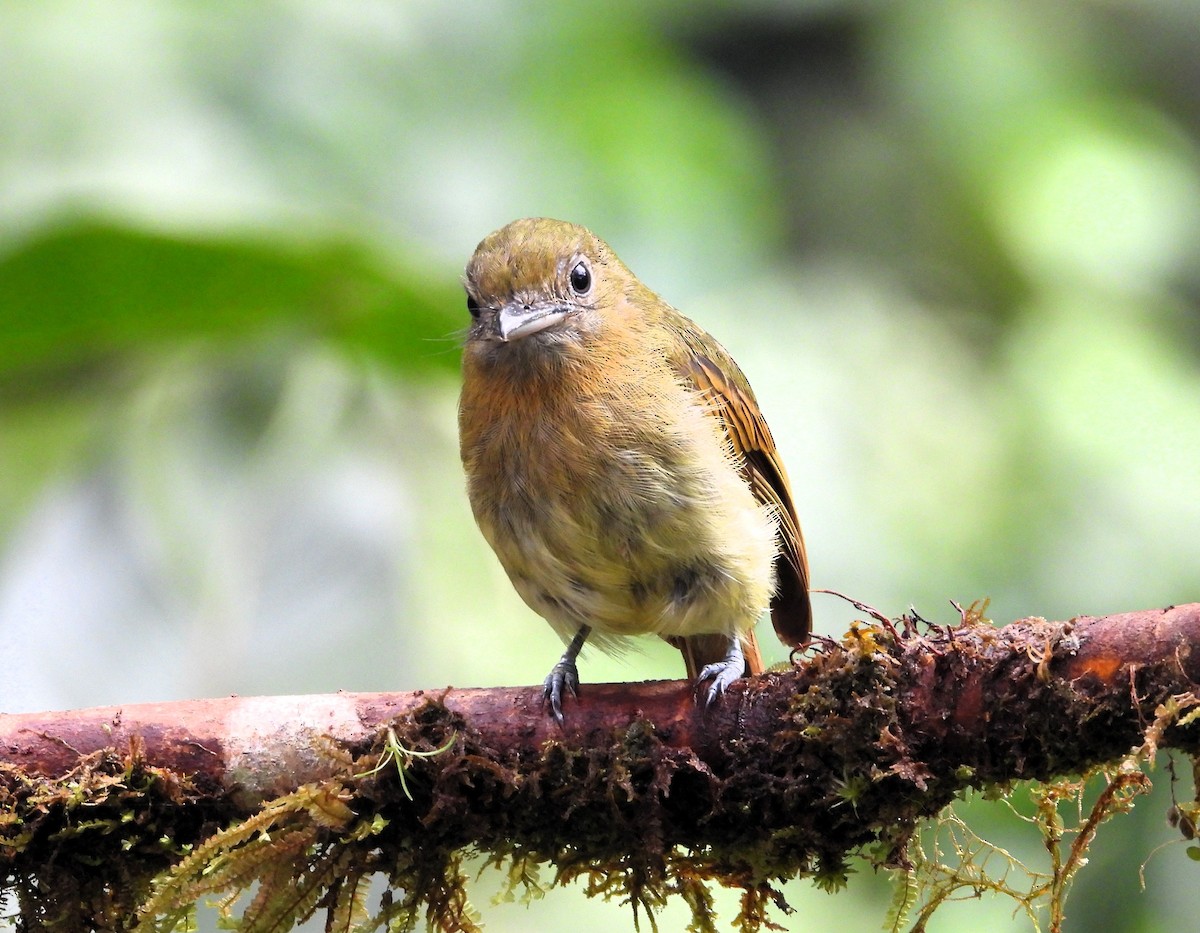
[2,603,1199,930]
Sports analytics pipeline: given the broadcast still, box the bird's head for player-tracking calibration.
[462,218,633,357]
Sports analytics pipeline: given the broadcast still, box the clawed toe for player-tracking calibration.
[542,625,590,724]
[693,634,748,709]
[542,658,580,724]
[694,657,743,708]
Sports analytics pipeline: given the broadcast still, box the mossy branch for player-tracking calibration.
[2,603,1199,932]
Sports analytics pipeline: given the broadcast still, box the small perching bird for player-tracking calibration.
[458,218,810,721]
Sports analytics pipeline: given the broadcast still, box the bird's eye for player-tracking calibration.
[569,261,592,295]
[466,295,481,318]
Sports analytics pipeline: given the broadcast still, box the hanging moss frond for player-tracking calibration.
[889,721,1165,933]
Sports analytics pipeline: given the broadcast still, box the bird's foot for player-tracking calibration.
[694,635,746,708]
[542,657,580,724]
[542,626,590,724]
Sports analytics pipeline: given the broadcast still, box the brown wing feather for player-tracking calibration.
[677,347,812,649]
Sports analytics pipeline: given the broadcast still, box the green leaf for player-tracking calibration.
[0,221,462,391]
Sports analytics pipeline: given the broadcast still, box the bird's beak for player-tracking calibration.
[496,300,571,342]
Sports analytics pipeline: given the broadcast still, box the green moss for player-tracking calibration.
[0,625,935,931]
[0,741,227,932]
[3,616,1192,931]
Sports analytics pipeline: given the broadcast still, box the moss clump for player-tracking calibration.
[4,613,1189,931]
[0,624,947,932]
[155,629,941,930]
[0,736,228,932]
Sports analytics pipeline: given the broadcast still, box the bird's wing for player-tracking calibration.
[670,335,812,649]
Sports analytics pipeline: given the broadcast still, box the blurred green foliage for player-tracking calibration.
[0,223,459,378]
[1,1,1199,930]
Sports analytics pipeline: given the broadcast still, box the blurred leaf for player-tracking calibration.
[0,221,462,397]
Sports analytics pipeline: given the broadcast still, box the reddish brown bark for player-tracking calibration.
[1,604,1198,808]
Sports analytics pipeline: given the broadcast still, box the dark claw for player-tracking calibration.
[542,657,580,724]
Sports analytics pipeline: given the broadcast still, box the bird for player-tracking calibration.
[458,218,810,722]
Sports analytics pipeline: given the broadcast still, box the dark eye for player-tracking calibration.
[569,261,591,295]
[466,295,480,318]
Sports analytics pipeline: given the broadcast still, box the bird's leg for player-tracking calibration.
[695,634,745,708]
[543,625,591,723]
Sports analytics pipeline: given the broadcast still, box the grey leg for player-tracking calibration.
[543,625,591,724]
[695,634,745,708]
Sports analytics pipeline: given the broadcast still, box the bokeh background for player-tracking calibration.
[2,1,1199,930]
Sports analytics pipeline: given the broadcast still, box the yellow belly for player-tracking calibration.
[467,412,778,650]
